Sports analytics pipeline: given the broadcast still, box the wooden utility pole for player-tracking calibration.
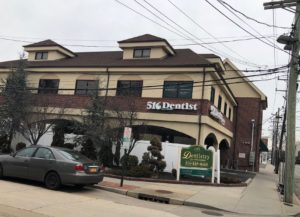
[264,0,300,203]
[274,109,281,174]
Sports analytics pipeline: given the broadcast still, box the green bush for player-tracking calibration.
[121,155,139,170]
[127,165,152,178]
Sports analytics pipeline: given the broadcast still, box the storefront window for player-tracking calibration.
[163,81,193,99]
[38,79,59,94]
[75,80,99,96]
[116,80,143,97]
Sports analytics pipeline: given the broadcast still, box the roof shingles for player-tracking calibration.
[0,49,212,68]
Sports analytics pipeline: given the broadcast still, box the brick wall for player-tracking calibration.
[232,97,263,171]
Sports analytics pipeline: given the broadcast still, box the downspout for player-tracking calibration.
[105,68,110,98]
[197,67,206,145]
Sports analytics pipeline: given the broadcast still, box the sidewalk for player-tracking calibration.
[95,164,300,216]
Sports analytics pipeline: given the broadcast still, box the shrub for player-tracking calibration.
[147,137,166,172]
[121,155,138,170]
[127,165,152,178]
[16,142,26,151]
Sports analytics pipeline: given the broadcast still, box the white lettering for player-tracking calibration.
[146,101,198,111]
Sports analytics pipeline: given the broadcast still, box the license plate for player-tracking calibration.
[89,167,97,173]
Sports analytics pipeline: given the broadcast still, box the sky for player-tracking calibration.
[0,0,298,143]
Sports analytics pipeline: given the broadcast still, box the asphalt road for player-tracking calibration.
[295,164,300,199]
[0,178,285,217]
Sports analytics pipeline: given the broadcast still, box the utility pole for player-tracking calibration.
[274,108,282,174]
[264,0,300,203]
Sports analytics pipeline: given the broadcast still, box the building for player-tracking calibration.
[0,34,267,171]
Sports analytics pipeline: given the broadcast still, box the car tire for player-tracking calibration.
[0,164,3,179]
[44,172,61,190]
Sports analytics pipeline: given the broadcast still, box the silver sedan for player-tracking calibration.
[0,146,103,190]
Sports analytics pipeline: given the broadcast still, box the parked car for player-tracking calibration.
[0,146,103,190]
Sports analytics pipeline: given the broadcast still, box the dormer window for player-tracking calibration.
[133,48,151,58]
[35,52,48,60]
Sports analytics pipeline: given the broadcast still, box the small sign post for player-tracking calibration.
[120,127,132,187]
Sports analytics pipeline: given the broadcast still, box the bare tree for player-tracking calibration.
[18,95,68,146]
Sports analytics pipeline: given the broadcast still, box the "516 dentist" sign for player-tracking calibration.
[146,101,197,111]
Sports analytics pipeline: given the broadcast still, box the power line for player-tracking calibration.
[165,0,262,68]
[114,0,264,68]
[205,0,289,55]
[218,0,292,30]
[17,68,287,92]
[0,35,276,48]
[1,73,283,93]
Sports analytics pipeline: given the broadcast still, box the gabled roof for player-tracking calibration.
[118,34,175,55]
[23,39,76,57]
[23,39,61,48]
[118,34,167,43]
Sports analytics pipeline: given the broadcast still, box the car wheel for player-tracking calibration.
[44,172,61,190]
[0,164,3,179]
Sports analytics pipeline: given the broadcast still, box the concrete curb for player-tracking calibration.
[245,178,253,186]
[93,185,233,213]
[93,185,128,195]
[104,174,247,187]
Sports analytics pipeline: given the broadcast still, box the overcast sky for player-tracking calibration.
[0,0,297,142]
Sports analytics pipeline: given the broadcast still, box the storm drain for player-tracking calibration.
[201,210,224,216]
[138,193,170,204]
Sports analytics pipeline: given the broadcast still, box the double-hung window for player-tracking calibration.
[210,87,215,104]
[38,79,59,94]
[116,80,143,97]
[163,81,193,99]
[218,95,222,110]
[133,48,151,58]
[224,102,227,116]
[75,80,99,96]
[35,52,48,60]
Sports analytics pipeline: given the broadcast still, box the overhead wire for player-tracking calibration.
[165,0,263,67]
[114,0,264,68]
[218,0,292,30]
[0,35,276,48]
[204,0,290,56]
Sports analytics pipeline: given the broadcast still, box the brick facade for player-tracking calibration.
[232,97,263,171]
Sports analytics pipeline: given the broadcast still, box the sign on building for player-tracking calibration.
[146,101,197,111]
[177,146,214,183]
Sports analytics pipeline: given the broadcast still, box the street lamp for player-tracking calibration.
[250,119,255,171]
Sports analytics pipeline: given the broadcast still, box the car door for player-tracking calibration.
[28,147,56,181]
[5,147,37,179]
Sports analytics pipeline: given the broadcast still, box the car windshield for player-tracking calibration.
[58,149,90,161]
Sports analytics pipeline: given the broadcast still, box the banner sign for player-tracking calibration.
[179,146,213,178]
